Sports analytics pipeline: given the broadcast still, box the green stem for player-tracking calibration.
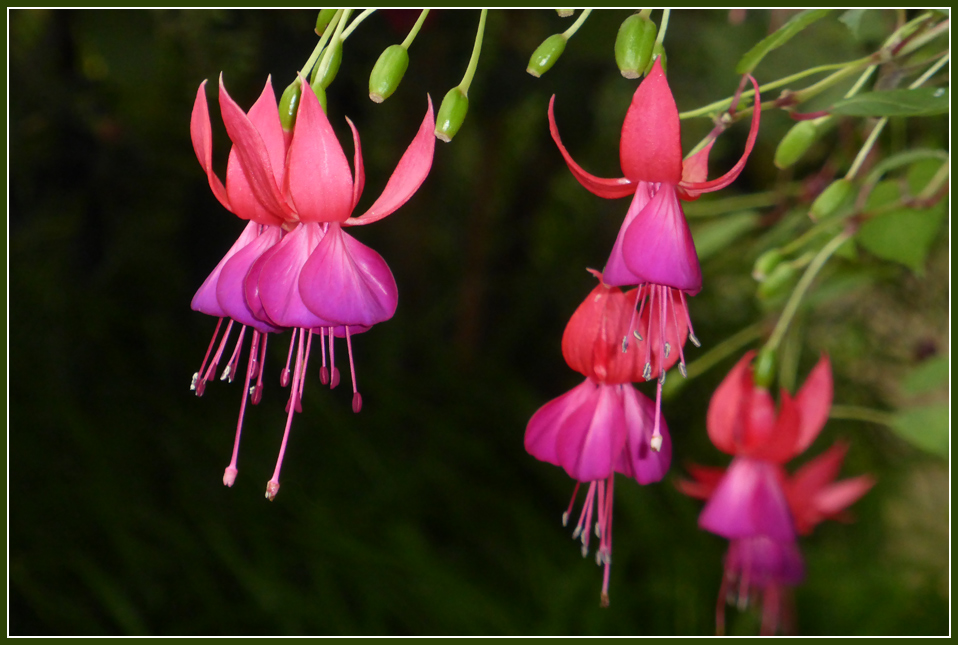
[458,9,488,95]
[765,229,853,354]
[561,8,591,38]
[341,9,376,41]
[319,8,351,74]
[654,9,670,46]
[829,405,897,427]
[301,9,342,77]
[401,9,430,49]
[682,186,802,218]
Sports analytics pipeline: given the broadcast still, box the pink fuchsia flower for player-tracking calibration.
[525,272,672,606]
[548,59,760,380]
[189,75,435,499]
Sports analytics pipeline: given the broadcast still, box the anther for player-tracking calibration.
[223,467,238,487]
[190,373,199,391]
[600,592,610,608]
[562,511,570,527]
[220,365,232,381]
[642,363,652,381]
[650,435,663,452]
[633,329,643,342]
[572,526,583,540]
[330,367,341,389]
[679,361,688,378]
[621,336,629,353]
[658,371,666,385]
[581,544,589,558]
[664,342,671,359]
[280,368,291,387]
[352,392,363,413]
[689,331,701,347]
[265,481,280,501]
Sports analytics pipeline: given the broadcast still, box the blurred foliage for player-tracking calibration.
[9,9,949,635]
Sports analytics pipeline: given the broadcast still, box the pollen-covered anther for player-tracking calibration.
[633,329,643,342]
[265,481,280,501]
[664,342,671,359]
[561,511,570,527]
[650,434,663,452]
[689,331,701,347]
[220,365,232,382]
[621,336,629,353]
[642,363,652,381]
[678,361,688,378]
[190,373,199,391]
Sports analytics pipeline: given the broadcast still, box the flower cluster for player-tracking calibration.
[678,352,875,634]
[189,75,435,499]
[526,59,760,604]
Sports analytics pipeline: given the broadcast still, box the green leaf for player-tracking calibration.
[900,355,949,397]
[830,88,949,117]
[839,9,866,38]
[856,180,946,274]
[735,9,831,74]
[691,210,760,261]
[891,404,949,458]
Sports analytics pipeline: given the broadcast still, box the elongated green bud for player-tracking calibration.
[774,121,818,169]
[369,44,409,103]
[313,40,343,90]
[810,178,854,220]
[527,34,567,78]
[615,14,657,79]
[757,262,797,301]
[278,80,302,132]
[752,249,784,282]
[308,76,328,114]
[435,87,469,143]
[643,43,666,76]
[753,348,777,389]
[315,9,337,36]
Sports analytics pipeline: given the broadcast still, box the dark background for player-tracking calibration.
[9,9,949,635]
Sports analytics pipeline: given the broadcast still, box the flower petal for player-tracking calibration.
[299,223,398,327]
[218,76,293,224]
[556,383,626,482]
[619,58,682,184]
[215,225,285,333]
[785,441,874,535]
[676,463,727,500]
[622,183,702,294]
[257,223,334,329]
[561,280,637,383]
[750,389,802,463]
[793,354,833,453]
[191,221,260,316]
[602,184,653,287]
[616,384,671,484]
[524,379,595,467]
[678,74,761,198]
[726,536,805,588]
[346,117,365,213]
[699,457,795,541]
[243,236,284,329]
[190,80,231,212]
[548,95,637,199]
[707,352,756,455]
[285,78,354,223]
[345,96,436,226]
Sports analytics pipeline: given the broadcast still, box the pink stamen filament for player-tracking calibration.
[201,319,235,385]
[643,286,655,380]
[192,317,224,394]
[223,330,260,487]
[562,482,582,526]
[266,326,310,501]
[679,291,700,347]
[222,325,247,383]
[281,328,297,387]
[328,327,340,389]
[319,327,329,384]
[251,332,268,404]
[668,290,689,376]
[346,328,362,412]
[599,474,614,607]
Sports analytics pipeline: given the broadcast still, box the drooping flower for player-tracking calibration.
[189,74,435,498]
[548,58,761,382]
[677,352,874,634]
[525,270,672,605]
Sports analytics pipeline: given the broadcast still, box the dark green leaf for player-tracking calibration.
[830,88,949,117]
[891,404,949,458]
[735,9,831,74]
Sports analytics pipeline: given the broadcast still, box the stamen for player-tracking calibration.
[689,332,701,347]
[201,319,235,388]
[664,342,671,359]
[319,327,329,385]
[251,332,269,405]
[678,361,688,378]
[281,328,297,387]
[621,336,629,353]
[192,317,224,394]
[266,327,307,501]
[346,327,362,413]
[296,329,313,410]
[651,375,664,452]
[632,329,643,342]
[598,474,614,607]
[643,285,655,373]
[679,290,700,347]
[223,330,261,487]
[643,363,652,381]
[668,292,689,374]
[221,325,247,383]
[562,482,581,527]
[328,327,340,389]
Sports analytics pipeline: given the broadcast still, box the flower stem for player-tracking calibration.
[458,9,488,96]
[654,9,670,47]
[401,9,431,49]
[764,229,853,355]
[301,9,342,77]
[662,322,764,399]
[561,8,592,39]
[318,8,351,72]
[341,9,376,41]
[829,405,897,427]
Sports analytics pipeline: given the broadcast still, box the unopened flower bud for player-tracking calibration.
[435,87,469,143]
[643,43,666,76]
[315,9,337,36]
[278,80,302,132]
[527,33,567,78]
[753,348,777,389]
[615,14,657,79]
[752,248,784,281]
[757,262,797,301]
[774,120,819,169]
[369,44,409,103]
[313,40,342,90]
[308,76,329,114]
[810,178,854,220]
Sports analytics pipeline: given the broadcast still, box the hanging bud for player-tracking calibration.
[774,121,819,169]
[643,42,666,76]
[315,9,337,36]
[615,14,657,79]
[752,248,784,281]
[756,262,797,301]
[810,178,854,220]
[527,33,567,78]
[369,44,410,103]
[278,80,302,132]
[308,76,329,114]
[753,347,777,389]
[313,40,343,90]
[435,87,469,142]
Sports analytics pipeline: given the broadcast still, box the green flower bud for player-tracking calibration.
[757,262,798,301]
[369,44,409,103]
[315,9,337,36]
[615,14,657,79]
[753,347,777,389]
[643,43,666,76]
[810,178,854,220]
[752,248,785,282]
[774,121,819,169]
[435,87,469,143]
[527,34,567,78]
[312,41,342,90]
[308,76,328,114]
[278,80,303,132]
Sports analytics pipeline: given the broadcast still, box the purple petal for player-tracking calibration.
[257,222,334,329]
[725,536,805,588]
[616,384,671,484]
[525,379,595,467]
[299,223,398,327]
[215,225,285,333]
[192,221,261,316]
[556,383,627,482]
[602,183,653,287]
[699,457,795,541]
[622,183,702,295]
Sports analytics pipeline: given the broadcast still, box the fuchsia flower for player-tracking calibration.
[678,352,874,634]
[549,59,761,383]
[525,270,673,606]
[189,75,435,499]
